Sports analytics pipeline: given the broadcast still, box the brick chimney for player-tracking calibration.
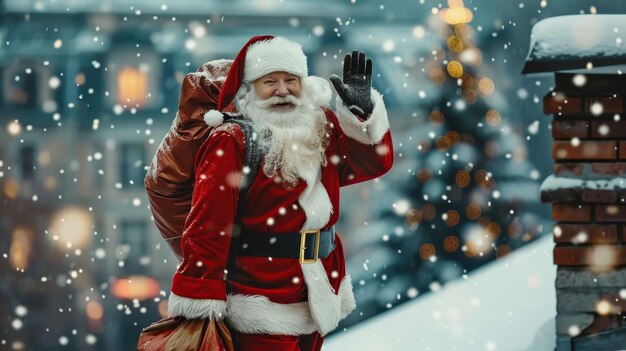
[522,14,626,350]
[540,73,626,350]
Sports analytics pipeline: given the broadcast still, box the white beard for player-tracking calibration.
[239,88,328,189]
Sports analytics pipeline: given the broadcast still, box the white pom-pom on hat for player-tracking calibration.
[203,110,224,127]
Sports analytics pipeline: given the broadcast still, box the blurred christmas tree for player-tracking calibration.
[342,0,549,328]
[410,1,546,268]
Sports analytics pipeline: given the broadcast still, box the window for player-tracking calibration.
[20,145,36,180]
[76,58,105,112]
[107,49,161,110]
[120,219,147,275]
[119,143,146,189]
[90,143,105,189]
[117,66,148,108]
[3,62,39,108]
[3,60,56,110]
[8,70,37,107]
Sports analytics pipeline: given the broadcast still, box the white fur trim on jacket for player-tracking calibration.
[297,164,333,231]
[301,76,332,107]
[203,110,224,127]
[339,275,357,319]
[335,88,390,145]
[245,37,308,81]
[167,292,227,320]
[226,274,356,336]
[227,296,317,335]
[301,261,356,336]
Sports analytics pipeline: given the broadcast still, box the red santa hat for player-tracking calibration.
[203,35,310,127]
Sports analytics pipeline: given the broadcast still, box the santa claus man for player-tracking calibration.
[167,35,394,350]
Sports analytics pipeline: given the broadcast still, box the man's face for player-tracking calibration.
[252,71,302,111]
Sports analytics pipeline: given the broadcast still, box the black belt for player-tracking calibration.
[237,226,336,263]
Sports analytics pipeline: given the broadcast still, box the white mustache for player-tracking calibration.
[253,95,302,109]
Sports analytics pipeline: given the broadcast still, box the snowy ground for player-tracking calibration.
[325,235,557,351]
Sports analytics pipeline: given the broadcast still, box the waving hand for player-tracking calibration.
[330,51,374,119]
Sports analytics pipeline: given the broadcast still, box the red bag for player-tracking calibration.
[144,59,235,261]
[137,317,234,351]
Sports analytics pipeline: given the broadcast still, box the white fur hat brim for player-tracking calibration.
[244,37,308,82]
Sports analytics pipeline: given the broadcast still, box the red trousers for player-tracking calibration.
[237,332,324,351]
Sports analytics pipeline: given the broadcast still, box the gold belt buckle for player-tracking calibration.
[299,229,321,264]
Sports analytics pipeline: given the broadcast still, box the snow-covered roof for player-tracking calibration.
[3,0,353,18]
[522,15,626,74]
[148,28,321,56]
[1,23,111,56]
[325,235,557,351]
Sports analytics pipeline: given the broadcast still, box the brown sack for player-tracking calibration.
[144,60,235,261]
[137,317,234,351]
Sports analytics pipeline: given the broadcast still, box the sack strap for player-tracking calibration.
[220,115,260,350]
[226,116,262,216]
[220,116,263,291]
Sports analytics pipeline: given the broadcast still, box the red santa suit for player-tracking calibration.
[166,36,394,350]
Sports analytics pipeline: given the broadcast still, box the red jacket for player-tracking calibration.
[176,108,391,284]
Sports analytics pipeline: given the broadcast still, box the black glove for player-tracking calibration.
[330,51,374,119]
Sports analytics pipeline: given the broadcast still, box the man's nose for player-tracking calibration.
[274,81,289,97]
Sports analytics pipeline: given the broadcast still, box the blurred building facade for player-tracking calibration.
[0,1,397,350]
[3,1,625,350]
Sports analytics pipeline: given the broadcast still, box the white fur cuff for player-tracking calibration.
[301,76,332,107]
[167,292,227,320]
[335,88,390,145]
